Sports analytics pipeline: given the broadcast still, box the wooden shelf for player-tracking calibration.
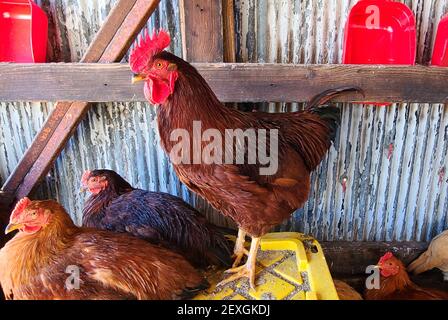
[1,63,447,103]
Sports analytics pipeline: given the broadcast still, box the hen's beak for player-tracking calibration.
[374,265,382,270]
[5,222,23,235]
[80,186,87,193]
[132,74,146,84]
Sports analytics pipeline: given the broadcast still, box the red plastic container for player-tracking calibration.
[432,14,448,66]
[343,0,416,65]
[343,0,416,105]
[0,0,48,62]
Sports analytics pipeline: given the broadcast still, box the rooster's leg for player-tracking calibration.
[232,229,249,268]
[218,237,260,290]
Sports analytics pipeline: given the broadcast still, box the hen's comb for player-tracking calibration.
[129,29,171,73]
[10,197,32,221]
[81,170,92,187]
[379,252,394,264]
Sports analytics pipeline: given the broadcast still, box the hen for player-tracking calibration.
[81,169,232,268]
[333,280,363,300]
[408,230,448,281]
[130,29,361,288]
[365,252,448,300]
[0,197,207,300]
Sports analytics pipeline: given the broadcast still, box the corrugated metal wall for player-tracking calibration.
[1,0,447,241]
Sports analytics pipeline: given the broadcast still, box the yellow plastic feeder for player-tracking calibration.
[195,232,339,300]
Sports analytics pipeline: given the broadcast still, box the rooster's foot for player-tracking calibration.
[232,229,248,268]
[217,263,256,290]
[232,248,249,268]
[218,237,260,290]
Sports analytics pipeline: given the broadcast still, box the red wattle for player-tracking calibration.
[144,72,178,105]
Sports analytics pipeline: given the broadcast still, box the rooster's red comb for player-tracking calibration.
[81,170,92,187]
[129,29,171,73]
[10,197,32,221]
[379,252,394,264]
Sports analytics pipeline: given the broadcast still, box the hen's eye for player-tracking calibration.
[155,62,163,69]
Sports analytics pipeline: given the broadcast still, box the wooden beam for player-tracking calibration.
[180,0,224,62]
[1,63,448,103]
[81,0,140,62]
[1,0,161,205]
[222,0,236,63]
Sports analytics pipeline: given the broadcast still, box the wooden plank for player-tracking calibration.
[100,0,161,62]
[14,102,91,200]
[81,0,139,62]
[1,0,161,205]
[321,241,429,275]
[1,63,448,103]
[1,103,72,195]
[222,0,236,63]
[179,0,223,62]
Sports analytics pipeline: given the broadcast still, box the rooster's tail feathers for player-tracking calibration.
[306,86,364,144]
[310,106,341,144]
[306,86,364,111]
[408,251,432,275]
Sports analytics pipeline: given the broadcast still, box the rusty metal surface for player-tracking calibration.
[0,0,447,241]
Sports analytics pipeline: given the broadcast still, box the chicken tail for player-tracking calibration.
[306,87,364,144]
[306,86,364,111]
[408,251,432,275]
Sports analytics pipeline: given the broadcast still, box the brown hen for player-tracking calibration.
[365,252,448,300]
[0,198,207,300]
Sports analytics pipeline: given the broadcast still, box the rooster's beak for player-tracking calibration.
[5,222,23,235]
[132,74,146,84]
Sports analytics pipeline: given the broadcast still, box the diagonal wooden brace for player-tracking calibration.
[0,0,161,208]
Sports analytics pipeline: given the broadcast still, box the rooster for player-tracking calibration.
[81,169,232,268]
[365,252,448,300]
[0,197,207,300]
[408,230,448,281]
[130,29,362,288]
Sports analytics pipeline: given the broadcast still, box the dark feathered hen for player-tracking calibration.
[82,169,232,268]
[0,198,207,300]
[130,30,362,288]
